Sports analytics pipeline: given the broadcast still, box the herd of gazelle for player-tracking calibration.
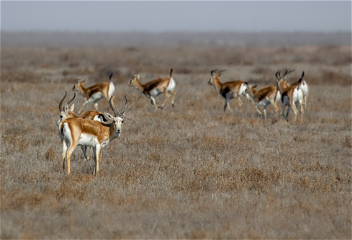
[208,68,309,121]
[58,68,308,174]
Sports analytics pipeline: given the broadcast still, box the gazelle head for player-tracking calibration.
[72,78,86,93]
[104,96,128,137]
[208,69,225,86]
[57,91,77,126]
[128,74,140,87]
[275,69,295,88]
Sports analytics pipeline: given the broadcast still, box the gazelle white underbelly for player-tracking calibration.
[88,92,104,103]
[166,78,176,92]
[150,88,162,97]
[78,133,98,147]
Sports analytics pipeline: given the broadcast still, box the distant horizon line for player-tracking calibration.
[2,30,351,34]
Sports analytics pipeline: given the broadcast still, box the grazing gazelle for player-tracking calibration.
[129,68,176,109]
[208,69,250,112]
[60,96,128,175]
[281,72,305,122]
[246,84,280,119]
[72,73,115,113]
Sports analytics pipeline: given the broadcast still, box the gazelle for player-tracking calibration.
[275,69,295,93]
[60,96,128,175]
[129,68,176,109]
[286,73,309,110]
[208,69,250,112]
[281,72,305,122]
[276,68,309,111]
[72,73,115,113]
[246,84,280,119]
[58,92,108,161]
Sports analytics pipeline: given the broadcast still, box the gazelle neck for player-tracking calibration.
[212,77,223,92]
[277,80,287,93]
[133,79,145,93]
[77,83,88,98]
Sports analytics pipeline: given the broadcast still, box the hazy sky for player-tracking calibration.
[1,1,351,32]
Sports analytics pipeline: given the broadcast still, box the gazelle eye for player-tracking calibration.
[122,120,124,123]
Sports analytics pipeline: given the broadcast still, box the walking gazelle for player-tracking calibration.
[60,95,128,175]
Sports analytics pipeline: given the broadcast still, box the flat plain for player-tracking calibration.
[1,33,351,238]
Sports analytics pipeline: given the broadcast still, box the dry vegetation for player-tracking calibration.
[1,33,351,238]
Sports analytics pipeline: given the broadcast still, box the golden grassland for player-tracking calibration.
[1,45,351,238]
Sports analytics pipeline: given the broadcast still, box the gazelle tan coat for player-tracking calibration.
[208,69,250,112]
[129,68,176,109]
[72,73,115,113]
[60,97,127,175]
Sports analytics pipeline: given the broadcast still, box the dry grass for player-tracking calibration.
[1,45,351,238]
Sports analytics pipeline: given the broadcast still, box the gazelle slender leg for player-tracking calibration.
[62,141,67,170]
[224,97,233,112]
[78,101,89,114]
[150,97,158,109]
[300,102,304,122]
[66,141,78,174]
[81,146,89,161]
[291,100,298,122]
[159,92,171,109]
[237,96,243,106]
[224,93,233,112]
[93,145,102,175]
[269,99,279,113]
[171,90,177,107]
[282,96,290,120]
[94,103,98,110]
[255,105,262,115]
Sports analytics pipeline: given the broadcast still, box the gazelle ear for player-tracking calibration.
[64,104,69,114]
[104,112,114,121]
[247,83,256,89]
[69,103,74,112]
[137,74,140,79]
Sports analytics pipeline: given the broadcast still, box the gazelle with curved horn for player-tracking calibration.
[57,92,109,161]
[57,91,77,126]
[281,72,305,122]
[129,68,176,109]
[72,73,115,113]
[244,69,296,118]
[60,96,128,175]
[275,69,295,93]
[208,69,250,112]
